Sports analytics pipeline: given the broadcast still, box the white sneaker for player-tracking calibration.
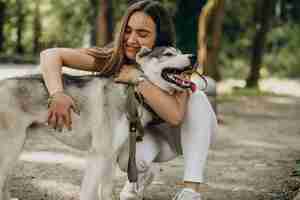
[172,188,202,200]
[120,164,159,200]
[119,182,140,200]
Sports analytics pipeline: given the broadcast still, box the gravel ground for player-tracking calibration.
[0,64,300,200]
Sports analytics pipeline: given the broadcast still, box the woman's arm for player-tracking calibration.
[40,48,97,95]
[114,65,190,126]
[137,80,189,126]
[40,48,99,130]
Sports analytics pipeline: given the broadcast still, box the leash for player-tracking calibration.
[124,62,206,182]
[181,64,208,91]
[125,84,145,182]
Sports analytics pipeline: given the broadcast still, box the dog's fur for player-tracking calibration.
[0,47,193,200]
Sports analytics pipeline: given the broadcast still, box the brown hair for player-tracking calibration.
[87,0,176,77]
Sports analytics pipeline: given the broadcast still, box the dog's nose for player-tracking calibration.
[189,54,197,66]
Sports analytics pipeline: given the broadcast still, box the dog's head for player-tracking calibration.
[136,46,197,93]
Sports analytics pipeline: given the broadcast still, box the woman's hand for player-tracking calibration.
[114,64,142,84]
[47,92,78,131]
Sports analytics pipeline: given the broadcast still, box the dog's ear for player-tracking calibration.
[138,47,152,57]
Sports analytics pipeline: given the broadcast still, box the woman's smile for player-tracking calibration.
[126,46,139,52]
[124,11,156,60]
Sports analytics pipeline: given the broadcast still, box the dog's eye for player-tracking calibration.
[164,52,174,56]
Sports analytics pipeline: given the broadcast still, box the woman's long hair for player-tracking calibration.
[89,0,176,77]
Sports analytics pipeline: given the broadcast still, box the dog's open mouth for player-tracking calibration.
[161,67,197,92]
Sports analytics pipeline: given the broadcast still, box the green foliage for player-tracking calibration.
[112,0,128,20]
[42,0,90,48]
[3,0,23,54]
[265,23,300,77]
[220,0,300,79]
[0,0,300,80]
[2,0,91,55]
[220,0,256,79]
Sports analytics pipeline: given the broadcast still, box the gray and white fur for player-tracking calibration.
[0,46,194,200]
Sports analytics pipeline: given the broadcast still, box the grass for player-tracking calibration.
[217,86,288,103]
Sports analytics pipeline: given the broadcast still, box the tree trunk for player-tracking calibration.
[198,0,224,81]
[0,1,6,52]
[96,0,114,47]
[246,0,276,88]
[206,0,224,81]
[89,0,98,46]
[33,0,42,54]
[16,0,24,54]
[175,0,206,54]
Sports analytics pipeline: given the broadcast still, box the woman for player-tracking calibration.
[40,1,217,200]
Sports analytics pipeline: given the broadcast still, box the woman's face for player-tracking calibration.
[124,11,157,61]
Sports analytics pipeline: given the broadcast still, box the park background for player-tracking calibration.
[0,0,300,200]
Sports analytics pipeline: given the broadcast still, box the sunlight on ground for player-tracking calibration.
[207,182,256,192]
[37,179,79,191]
[217,79,245,94]
[19,151,124,177]
[234,139,287,150]
[0,64,91,80]
[0,66,37,79]
[34,179,79,198]
[265,96,298,104]
[261,78,300,97]
[20,151,85,170]
[218,78,300,97]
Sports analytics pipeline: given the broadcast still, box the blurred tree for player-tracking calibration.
[0,0,6,52]
[278,0,300,22]
[246,0,277,88]
[198,0,225,81]
[96,0,114,46]
[175,0,206,54]
[89,0,99,46]
[0,0,298,74]
[44,0,90,48]
[33,0,42,54]
[16,0,25,54]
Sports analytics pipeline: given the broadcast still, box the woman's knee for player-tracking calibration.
[154,139,177,162]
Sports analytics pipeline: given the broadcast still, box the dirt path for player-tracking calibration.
[203,94,300,200]
[1,65,300,200]
[149,84,300,200]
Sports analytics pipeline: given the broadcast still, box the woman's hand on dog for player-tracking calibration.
[47,92,77,131]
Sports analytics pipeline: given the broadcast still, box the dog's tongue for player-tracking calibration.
[177,79,197,92]
[174,75,197,92]
[184,80,197,93]
[190,82,197,93]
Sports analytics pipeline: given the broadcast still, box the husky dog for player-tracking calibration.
[0,46,196,200]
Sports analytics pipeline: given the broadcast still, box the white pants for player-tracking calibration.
[118,90,217,183]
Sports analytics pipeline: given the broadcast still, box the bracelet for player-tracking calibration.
[47,91,81,115]
[135,73,148,86]
[47,91,65,108]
